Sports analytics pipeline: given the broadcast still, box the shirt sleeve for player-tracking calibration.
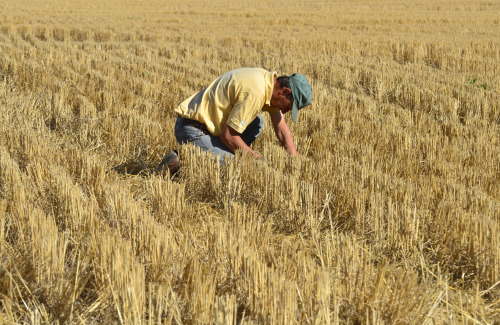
[226,92,263,134]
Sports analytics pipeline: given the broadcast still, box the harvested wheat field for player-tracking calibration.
[0,0,499,323]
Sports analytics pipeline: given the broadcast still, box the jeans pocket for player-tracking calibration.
[175,125,205,144]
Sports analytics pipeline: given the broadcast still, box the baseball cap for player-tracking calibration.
[288,73,312,122]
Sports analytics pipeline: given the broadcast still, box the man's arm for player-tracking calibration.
[220,125,262,159]
[269,111,298,156]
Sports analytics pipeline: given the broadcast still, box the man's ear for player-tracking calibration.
[283,87,292,95]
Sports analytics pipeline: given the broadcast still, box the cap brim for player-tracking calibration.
[291,100,298,122]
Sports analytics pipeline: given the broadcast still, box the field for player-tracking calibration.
[0,0,499,323]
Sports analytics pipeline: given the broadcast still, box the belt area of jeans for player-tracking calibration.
[180,116,208,131]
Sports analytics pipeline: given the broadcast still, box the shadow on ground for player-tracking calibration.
[110,158,157,176]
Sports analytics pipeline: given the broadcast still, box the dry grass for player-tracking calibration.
[0,0,499,323]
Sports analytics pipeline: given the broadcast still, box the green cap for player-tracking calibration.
[289,73,312,122]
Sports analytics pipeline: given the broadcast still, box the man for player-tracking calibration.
[158,67,312,176]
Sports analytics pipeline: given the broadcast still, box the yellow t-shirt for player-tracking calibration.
[175,68,279,136]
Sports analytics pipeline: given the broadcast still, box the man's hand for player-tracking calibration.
[269,111,298,156]
[220,125,261,159]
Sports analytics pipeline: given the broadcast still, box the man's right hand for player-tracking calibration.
[220,125,261,159]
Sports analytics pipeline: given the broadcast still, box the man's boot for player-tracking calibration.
[157,150,181,178]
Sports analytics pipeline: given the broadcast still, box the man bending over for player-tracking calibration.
[158,67,312,176]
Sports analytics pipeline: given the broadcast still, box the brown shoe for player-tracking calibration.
[157,150,181,178]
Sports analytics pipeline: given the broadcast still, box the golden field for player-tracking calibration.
[0,0,499,323]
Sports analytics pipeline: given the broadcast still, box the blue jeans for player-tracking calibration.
[174,115,264,165]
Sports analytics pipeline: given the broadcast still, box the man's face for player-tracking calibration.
[271,84,293,114]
